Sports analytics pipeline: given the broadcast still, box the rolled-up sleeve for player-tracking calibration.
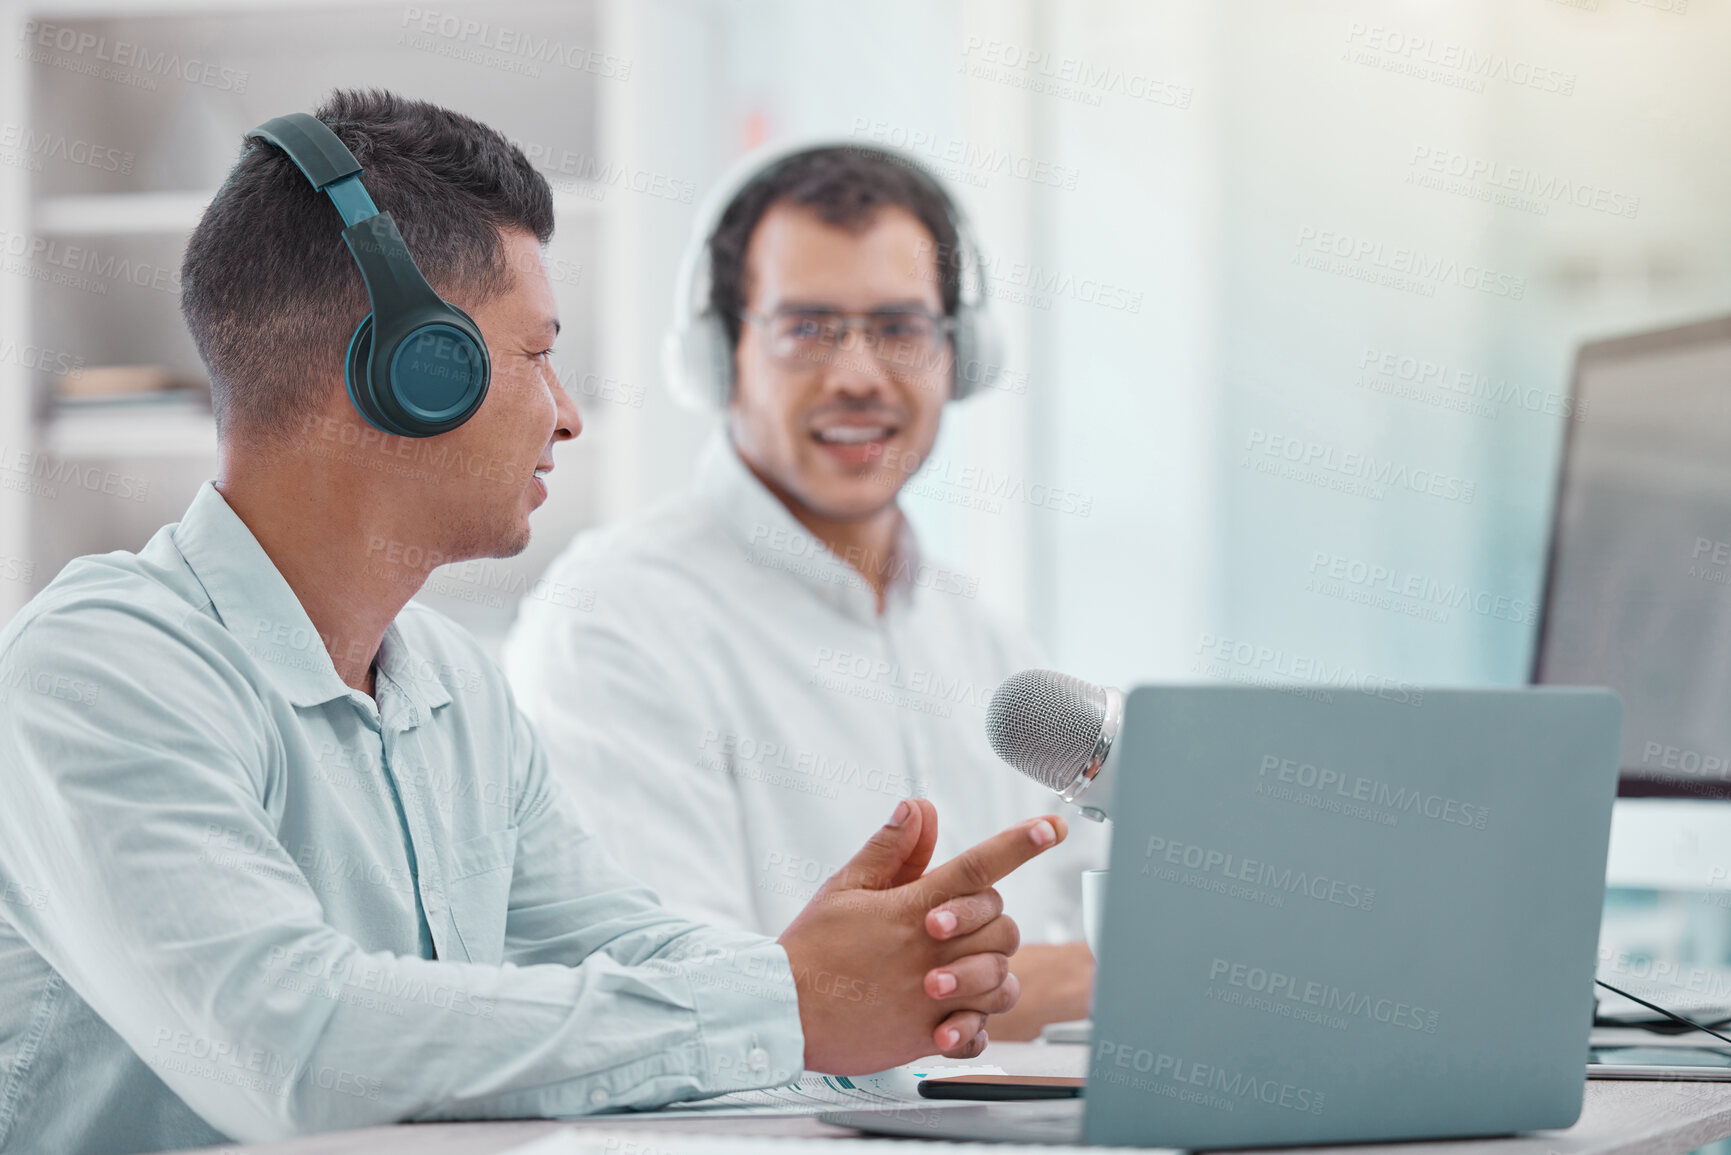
[0,603,804,1143]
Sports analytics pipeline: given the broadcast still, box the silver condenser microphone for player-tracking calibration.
[984,669,1123,822]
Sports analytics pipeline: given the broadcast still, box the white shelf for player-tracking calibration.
[35,191,214,237]
[36,185,600,237]
[28,0,407,15]
[43,402,217,459]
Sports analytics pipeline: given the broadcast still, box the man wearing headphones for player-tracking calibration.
[504,145,1104,1040]
[0,96,1064,1154]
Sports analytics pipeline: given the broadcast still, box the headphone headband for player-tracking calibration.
[245,112,491,439]
[246,114,362,190]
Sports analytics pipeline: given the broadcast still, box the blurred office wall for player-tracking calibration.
[588,0,1731,697]
[1,0,1726,687]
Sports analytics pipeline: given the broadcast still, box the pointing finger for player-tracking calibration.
[912,815,1067,908]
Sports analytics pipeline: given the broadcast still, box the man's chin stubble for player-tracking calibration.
[444,519,533,565]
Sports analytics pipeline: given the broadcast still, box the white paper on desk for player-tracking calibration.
[547,1063,1004,1120]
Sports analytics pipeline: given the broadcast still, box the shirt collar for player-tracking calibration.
[172,482,451,718]
[374,620,454,723]
[693,433,923,621]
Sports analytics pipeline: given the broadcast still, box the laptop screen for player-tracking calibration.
[1533,314,1731,799]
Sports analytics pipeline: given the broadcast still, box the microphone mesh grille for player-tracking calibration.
[985,669,1108,792]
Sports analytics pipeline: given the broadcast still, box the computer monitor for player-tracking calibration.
[1534,313,1731,806]
[1534,316,1731,893]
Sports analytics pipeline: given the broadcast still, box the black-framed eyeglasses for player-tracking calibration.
[737,306,954,372]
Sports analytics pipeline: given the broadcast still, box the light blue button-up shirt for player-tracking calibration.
[0,482,804,1154]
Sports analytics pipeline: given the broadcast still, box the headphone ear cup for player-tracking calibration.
[695,313,734,410]
[949,304,1004,401]
[388,313,490,433]
[345,314,389,430]
[664,311,736,412]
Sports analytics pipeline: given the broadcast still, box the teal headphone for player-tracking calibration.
[245,113,490,438]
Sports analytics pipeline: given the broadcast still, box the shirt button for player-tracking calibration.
[589,1087,610,1107]
[747,1047,769,1072]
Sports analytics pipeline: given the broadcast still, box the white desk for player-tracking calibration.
[203,1041,1731,1155]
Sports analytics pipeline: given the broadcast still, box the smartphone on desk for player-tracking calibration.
[918,1074,1085,1101]
[1589,1046,1731,1080]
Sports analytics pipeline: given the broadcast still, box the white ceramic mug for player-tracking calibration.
[1081,868,1108,957]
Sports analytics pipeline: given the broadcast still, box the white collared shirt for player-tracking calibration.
[503,437,1107,944]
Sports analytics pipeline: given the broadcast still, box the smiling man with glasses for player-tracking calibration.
[505,145,1105,1043]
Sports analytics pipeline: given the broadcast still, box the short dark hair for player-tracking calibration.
[180,88,554,446]
[706,146,962,350]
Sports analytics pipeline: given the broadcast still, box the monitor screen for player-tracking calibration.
[1534,315,1731,800]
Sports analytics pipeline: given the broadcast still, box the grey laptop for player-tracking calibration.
[828,684,1621,1147]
